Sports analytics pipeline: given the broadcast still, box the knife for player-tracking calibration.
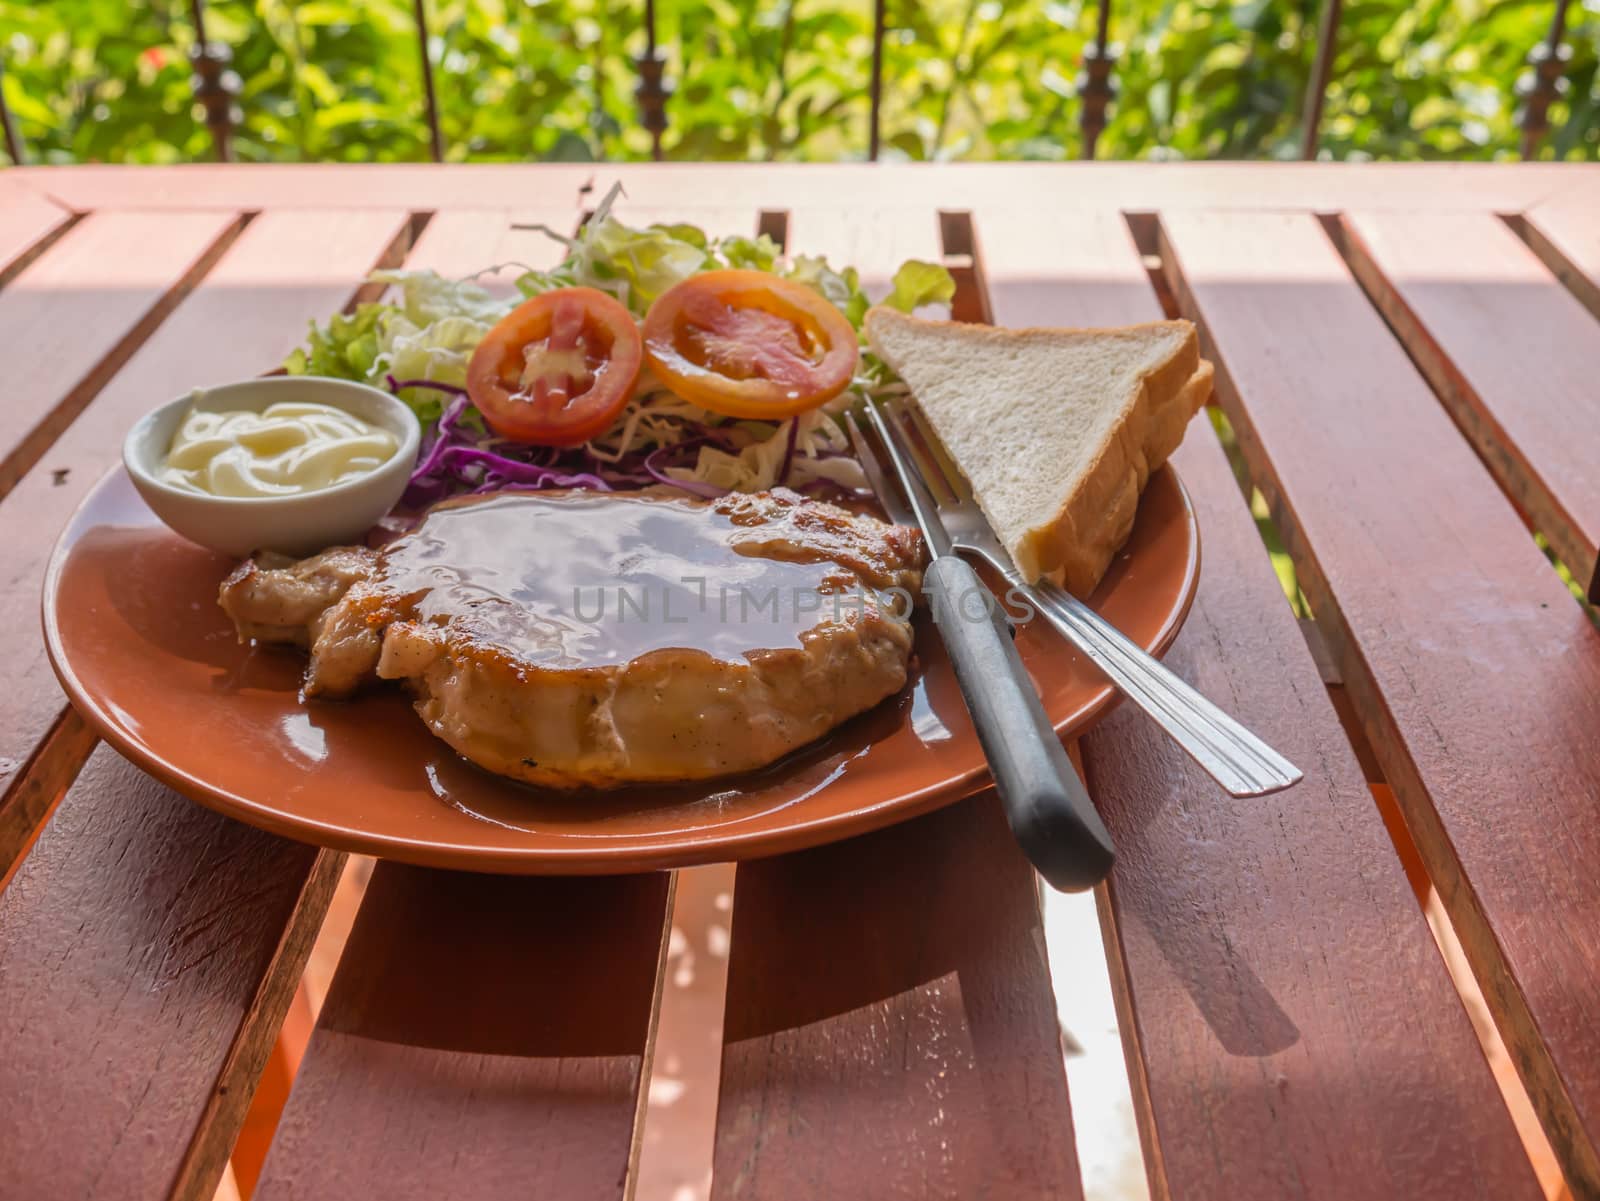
[853,402,1116,892]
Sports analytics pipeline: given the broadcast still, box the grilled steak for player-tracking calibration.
[220,488,925,789]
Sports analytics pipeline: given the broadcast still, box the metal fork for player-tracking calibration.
[848,400,1302,799]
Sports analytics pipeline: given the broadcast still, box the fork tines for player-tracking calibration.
[886,400,968,505]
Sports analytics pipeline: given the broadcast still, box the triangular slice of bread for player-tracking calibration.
[864,308,1213,596]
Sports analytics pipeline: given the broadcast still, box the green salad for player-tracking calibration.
[286,185,954,505]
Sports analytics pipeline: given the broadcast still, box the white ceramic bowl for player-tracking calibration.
[123,376,421,557]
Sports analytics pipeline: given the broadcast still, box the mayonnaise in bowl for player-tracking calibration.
[124,376,421,557]
[161,400,400,498]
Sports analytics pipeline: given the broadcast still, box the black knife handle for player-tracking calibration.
[924,555,1116,891]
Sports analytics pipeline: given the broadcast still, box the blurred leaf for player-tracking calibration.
[883,259,957,310]
[547,130,595,160]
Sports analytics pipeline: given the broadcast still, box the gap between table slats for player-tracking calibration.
[0,707,95,888]
[1334,209,1600,602]
[969,202,1545,1201]
[0,174,74,283]
[705,205,1083,1201]
[1157,208,1600,1198]
[0,746,343,1201]
[0,208,416,863]
[1516,184,1600,324]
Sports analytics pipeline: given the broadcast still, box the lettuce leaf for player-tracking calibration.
[786,255,870,326]
[785,254,956,326]
[718,234,782,272]
[284,302,387,382]
[285,269,514,423]
[514,187,788,316]
[372,267,513,329]
[884,260,957,313]
[516,203,712,315]
[646,222,710,251]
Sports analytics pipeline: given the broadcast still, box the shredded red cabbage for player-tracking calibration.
[387,376,467,397]
[777,417,800,486]
[388,375,734,508]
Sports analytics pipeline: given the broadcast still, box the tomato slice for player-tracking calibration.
[466,287,643,446]
[642,270,859,419]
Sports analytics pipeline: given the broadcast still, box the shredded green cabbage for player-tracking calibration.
[285,183,955,496]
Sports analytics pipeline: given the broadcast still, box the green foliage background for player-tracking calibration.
[3,0,1596,165]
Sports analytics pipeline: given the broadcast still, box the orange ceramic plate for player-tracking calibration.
[42,466,1199,874]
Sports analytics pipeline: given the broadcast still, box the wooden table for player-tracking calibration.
[1,163,1598,1201]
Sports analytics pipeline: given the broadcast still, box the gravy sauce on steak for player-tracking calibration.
[220,488,925,790]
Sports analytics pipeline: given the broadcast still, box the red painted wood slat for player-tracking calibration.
[13,162,1593,217]
[0,175,72,279]
[1159,207,1600,1197]
[0,209,239,498]
[398,206,575,283]
[976,203,1543,1201]
[1340,209,1600,600]
[254,864,672,1201]
[0,747,341,1201]
[969,208,1163,330]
